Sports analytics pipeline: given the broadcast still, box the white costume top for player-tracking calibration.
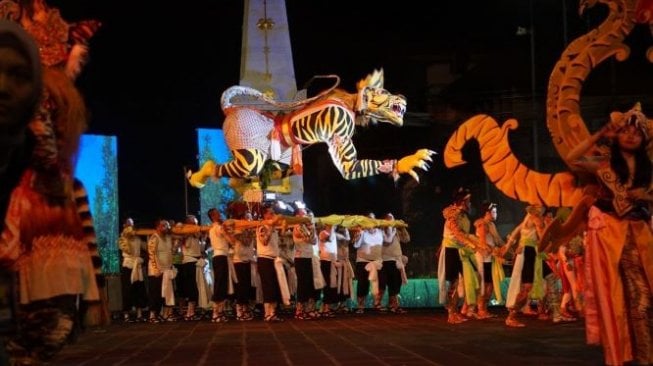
[233,229,256,263]
[336,229,351,261]
[382,227,403,261]
[209,222,230,256]
[119,227,143,268]
[319,226,338,262]
[148,233,173,276]
[354,228,383,262]
[181,235,204,263]
[293,224,316,259]
[256,225,280,258]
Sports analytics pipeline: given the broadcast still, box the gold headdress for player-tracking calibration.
[609,102,653,159]
[0,0,100,78]
[609,102,651,137]
[525,204,544,216]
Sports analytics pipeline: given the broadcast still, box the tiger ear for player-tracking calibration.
[609,111,623,124]
[357,68,384,91]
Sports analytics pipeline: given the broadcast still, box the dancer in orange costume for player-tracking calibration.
[567,104,653,365]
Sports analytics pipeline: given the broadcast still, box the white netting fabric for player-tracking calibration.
[222,108,292,165]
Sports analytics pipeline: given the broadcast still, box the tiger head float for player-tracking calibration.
[355,69,407,127]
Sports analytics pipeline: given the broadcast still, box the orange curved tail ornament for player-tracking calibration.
[444,115,583,207]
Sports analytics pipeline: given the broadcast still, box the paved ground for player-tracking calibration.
[51,308,605,366]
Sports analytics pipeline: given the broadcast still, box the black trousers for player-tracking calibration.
[295,258,315,302]
[355,262,370,298]
[444,248,463,282]
[177,262,199,302]
[234,262,255,305]
[257,257,281,303]
[147,275,163,313]
[380,260,402,296]
[120,266,146,310]
[320,260,338,304]
[211,255,229,302]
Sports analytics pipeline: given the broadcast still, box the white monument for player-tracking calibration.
[239,0,304,203]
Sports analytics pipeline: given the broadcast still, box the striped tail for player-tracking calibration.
[74,178,110,327]
[444,115,583,207]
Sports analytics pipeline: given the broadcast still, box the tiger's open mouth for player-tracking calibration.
[364,89,407,126]
[369,102,406,125]
[392,102,406,117]
[384,97,407,125]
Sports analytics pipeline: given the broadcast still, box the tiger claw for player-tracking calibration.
[186,169,206,188]
[417,149,437,158]
[188,160,217,189]
[396,149,435,182]
[188,172,206,188]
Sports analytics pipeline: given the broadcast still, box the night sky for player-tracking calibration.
[44,1,653,237]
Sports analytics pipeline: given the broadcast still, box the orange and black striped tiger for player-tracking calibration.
[189,69,435,187]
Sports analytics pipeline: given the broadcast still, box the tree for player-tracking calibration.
[198,133,235,224]
[90,136,120,273]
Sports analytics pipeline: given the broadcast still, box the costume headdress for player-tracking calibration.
[525,204,544,216]
[0,0,100,79]
[0,1,100,198]
[609,102,651,137]
[609,102,653,159]
[452,187,471,204]
[480,201,497,214]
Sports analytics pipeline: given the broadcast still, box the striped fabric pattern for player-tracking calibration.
[73,178,104,288]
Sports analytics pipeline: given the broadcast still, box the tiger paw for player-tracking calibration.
[396,149,436,182]
[188,160,217,188]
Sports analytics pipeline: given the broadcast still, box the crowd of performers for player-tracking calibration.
[441,105,653,365]
[118,196,585,328]
[119,207,411,323]
[438,189,583,327]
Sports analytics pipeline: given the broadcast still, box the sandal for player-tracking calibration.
[447,313,468,324]
[163,315,179,322]
[320,310,336,318]
[294,312,310,320]
[212,314,229,323]
[264,314,284,322]
[505,317,526,327]
[236,314,254,321]
[553,314,577,324]
[335,306,351,314]
[389,307,407,314]
[521,307,537,316]
[475,310,494,319]
[135,316,148,323]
